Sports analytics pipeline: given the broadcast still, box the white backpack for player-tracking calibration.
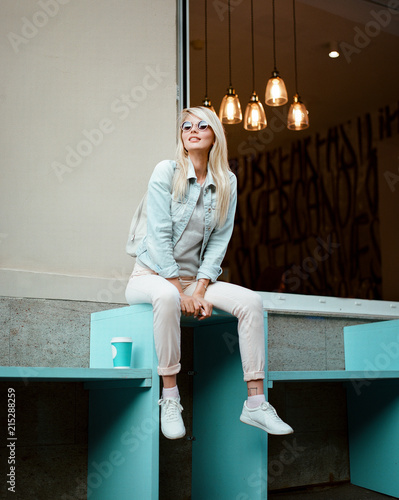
[126,191,148,257]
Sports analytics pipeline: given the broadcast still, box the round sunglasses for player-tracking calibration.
[181,120,209,132]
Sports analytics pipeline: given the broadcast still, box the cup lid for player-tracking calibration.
[111,337,132,343]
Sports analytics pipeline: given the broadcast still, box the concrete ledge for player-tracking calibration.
[0,296,121,367]
[259,291,399,319]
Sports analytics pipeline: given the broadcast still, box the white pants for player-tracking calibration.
[125,264,265,382]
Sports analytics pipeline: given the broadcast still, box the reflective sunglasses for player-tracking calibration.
[181,120,209,132]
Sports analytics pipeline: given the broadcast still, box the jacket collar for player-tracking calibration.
[187,157,216,188]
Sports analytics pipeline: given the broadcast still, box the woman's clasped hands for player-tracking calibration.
[179,293,213,320]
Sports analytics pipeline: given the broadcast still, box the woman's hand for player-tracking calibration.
[195,296,213,320]
[180,294,213,320]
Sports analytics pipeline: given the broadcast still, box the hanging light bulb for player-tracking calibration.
[220,87,242,123]
[265,70,288,106]
[287,0,309,130]
[219,0,242,124]
[201,0,215,113]
[244,92,267,130]
[265,0,288,107]
[202,96,215,113]
[287,93,309,130]
[244,0,266,131]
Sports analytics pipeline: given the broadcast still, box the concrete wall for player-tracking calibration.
[0,0,177,304]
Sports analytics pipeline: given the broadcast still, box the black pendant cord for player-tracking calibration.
[204,0,209,98]
[293,0,298,93]
[251,0,255,92]
[228,0,232,87]
[272,0,277,72]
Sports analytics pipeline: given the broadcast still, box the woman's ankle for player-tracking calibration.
[162,385,179,399]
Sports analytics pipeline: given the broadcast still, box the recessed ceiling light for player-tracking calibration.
[328,41,340,58]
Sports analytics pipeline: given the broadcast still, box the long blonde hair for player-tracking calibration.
[174,106,231,227]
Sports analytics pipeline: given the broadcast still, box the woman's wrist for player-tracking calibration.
[197,279,209,290]
[193,279,209,298]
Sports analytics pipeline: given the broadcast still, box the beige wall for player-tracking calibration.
[0,0,177,303]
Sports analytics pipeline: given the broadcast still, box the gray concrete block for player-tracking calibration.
[324,320,345,370]
[0,444,87,500]
[74,383,89,445]
[284,383,347,433]
[7,298,120,368]
[0,381,88,446]
[268,430,349,491]
[268,382,349,491]
[0,380,88,499]
[268,315,327,371]
[325,317,377,370]
[16,382,77,446]
[0,298,10,365]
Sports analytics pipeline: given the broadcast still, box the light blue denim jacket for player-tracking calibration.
[136,158,237,282]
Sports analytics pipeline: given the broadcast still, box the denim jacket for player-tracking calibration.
[135,158,237,282]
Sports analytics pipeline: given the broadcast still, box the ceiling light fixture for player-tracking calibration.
[244,0,267,131]
[287,0,309,130]
[219,0,242,124]
[328,41,340,58]
[265,0,288,107]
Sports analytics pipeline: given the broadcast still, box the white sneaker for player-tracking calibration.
[158,397,186,439]
[240,401,294,435]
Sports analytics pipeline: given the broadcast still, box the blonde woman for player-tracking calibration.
[125,106,293,439]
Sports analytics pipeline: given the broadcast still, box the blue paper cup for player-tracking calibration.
[111,337,133,369]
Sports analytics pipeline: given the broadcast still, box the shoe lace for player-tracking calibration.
[158,398,183,421]
[260,402,280,420]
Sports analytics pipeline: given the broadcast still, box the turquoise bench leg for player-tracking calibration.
[88,305,159,500]
[344,319,399,498]
[347,379,399,497]
[191,313,268,500]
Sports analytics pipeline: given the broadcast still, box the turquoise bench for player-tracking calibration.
[2,303,398,499]
[89,304,399,499]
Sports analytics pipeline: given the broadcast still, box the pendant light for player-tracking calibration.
[202,0,215,112]
[219,0,242,124]
[265,0,288,107]
[244,0,267,131]
[287,0,309,130]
